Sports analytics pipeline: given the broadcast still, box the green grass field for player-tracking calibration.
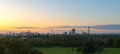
[33,47,120,54]
[96,48,120,54]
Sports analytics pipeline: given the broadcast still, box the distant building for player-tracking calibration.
[6,32,18,36]
[69,31,72,35]
[63,32,68,35]
[82,31,87,35]
[71,29,76,35]
[88,26,90,35]
[19,31,37,36]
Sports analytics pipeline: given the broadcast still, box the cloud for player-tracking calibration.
[11,26,53,30]
[11,24,120,30]
[11,27,39,29]
[92,24,120,30]
[54,24,120,30]
[54,26,87,28]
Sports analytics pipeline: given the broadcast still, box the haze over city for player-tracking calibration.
[0,0,120,34]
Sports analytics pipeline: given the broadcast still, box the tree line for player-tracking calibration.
[0,34,120,54]
[0,38,42,54]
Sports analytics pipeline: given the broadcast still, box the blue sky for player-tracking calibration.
[3,0,119,26]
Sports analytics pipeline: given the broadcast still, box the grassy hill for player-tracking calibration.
[33,47,120,54]
[96,48,120,54]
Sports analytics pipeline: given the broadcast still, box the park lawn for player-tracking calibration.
[96,48,120,54]
[33,47,78,54]
[33,47,120,54]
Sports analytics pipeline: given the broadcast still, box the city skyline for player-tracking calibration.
[0,0,120,33]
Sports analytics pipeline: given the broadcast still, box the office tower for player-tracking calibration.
[88,26,90,35]
[72,29,76,35]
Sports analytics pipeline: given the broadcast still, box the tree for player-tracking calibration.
[77,38,96,54]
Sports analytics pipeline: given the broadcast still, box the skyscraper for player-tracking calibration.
[72,29,76,35]
[88,26,90,35]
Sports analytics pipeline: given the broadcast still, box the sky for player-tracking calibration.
[0,0,120,33]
